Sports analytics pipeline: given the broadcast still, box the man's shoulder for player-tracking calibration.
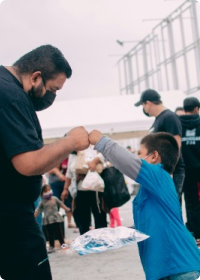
[158,109,176,119]
[154,109,181,130]
[0,68,28,108]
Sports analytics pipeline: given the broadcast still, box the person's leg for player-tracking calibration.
[76,191,91,234]
[184,170,200,239]
[54,223,65,246]
[34,196,42,229]
[0,210,52,280]
[173,173,185,203]
[45,224,55,248]
[109,209,115,228]
[65,194,76,227]
[91,192,107,229]
[111,208,122,227]
[50,181,65,202]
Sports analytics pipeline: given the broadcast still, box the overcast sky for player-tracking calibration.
[0,0,185,101]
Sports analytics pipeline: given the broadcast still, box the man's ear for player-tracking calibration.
[151,151,159,163]
[30,71,42,86]
[194,107,199,114]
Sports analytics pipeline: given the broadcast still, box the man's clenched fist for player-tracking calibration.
[66,126,90,151]
[89,130,103,145]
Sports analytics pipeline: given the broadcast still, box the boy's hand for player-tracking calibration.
[89,130,102,145]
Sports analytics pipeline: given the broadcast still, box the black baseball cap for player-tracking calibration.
[183,97,200,111]
[134,89,161,107]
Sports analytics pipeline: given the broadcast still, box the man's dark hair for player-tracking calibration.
[183,97,200,113]
[150,100,162,105]
[175,107,184,113]
[140,132,179,174]
[13,45,72,81]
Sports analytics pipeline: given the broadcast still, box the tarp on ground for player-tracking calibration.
[37,90,186,139]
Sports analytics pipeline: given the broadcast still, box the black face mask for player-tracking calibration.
[143,108,150,117]
[29,90,56,111]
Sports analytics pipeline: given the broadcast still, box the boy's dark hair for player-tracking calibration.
[13,45,72,81]
[41,184,50,196]
[140,132,179,174]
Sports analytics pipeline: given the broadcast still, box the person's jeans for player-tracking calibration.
[173,173,185,202]
[34,196,42,229]
[184,168,200,239]
[160,270,200,280]
[0,205,52,280]
[50,181,72,209]
[75,191,107,235]
[44,222,65,248]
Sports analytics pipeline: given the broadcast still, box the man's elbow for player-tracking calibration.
[11,155,39,176]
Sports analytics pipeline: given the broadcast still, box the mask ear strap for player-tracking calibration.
[41,75,46,86]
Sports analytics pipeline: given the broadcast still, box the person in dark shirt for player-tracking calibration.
[135,89,185,200]
[175,106,185,116]
[0,45,90,280]
[180,97,200,246]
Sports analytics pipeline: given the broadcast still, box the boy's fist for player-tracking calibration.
[89,130,102,145]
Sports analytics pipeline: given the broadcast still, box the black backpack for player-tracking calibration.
[100,167,130,210]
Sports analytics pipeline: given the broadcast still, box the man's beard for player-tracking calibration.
[27,81,44,98]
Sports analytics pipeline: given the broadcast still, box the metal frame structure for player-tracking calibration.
[117,0,200,95]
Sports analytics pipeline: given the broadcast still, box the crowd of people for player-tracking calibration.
[1,44,200,280]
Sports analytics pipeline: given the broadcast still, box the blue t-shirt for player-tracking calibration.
[134,160,200,280]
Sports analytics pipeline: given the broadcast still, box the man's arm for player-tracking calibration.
[11,127,89,176]
[48,167,66,181]
[174,135,181,148]
[61,177,72,201]
[164,114,182,148]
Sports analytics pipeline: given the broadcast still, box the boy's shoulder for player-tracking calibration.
[136,160,173,195]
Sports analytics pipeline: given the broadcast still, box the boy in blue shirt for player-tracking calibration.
[89,131,200,280]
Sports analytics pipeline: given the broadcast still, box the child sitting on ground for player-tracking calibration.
[35,184,70,253]
[89,131,200,280]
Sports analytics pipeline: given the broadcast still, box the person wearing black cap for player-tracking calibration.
[180,97,200,246]
[135,89,185,200]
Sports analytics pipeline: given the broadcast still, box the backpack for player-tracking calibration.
[100,167,130,210]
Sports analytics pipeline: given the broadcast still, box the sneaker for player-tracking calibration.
[68,223,76,228]
[61,243,69,251]
[196,239,200,249]
[47,247,55,254]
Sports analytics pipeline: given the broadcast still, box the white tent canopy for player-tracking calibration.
[37,90,186,140]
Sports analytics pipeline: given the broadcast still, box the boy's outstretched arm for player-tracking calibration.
[89,130,142,181]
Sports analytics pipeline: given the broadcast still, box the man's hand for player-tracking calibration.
[88,130,102,145]
[66,127,90,151]
[61,189,68,201]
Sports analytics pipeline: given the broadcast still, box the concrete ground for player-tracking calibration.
[49,195,187,280]
[49,197,145,280]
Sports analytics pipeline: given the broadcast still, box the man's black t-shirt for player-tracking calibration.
[150,109,184,174]
[0,66,43,206]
